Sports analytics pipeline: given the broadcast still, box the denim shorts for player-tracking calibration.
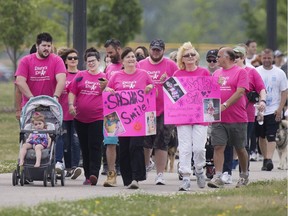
[103,136,119,145]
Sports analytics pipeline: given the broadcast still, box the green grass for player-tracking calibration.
[0,81,19,162]
[0,179,287,216]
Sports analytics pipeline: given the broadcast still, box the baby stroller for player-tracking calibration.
[12,95,65,187]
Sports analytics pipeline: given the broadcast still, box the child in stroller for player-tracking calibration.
[19,112,51,168]
[12,95,64,187]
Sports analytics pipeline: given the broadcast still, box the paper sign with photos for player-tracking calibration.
[164,76,221,124]
[103,89,156,136]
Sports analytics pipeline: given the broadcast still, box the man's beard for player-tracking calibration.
[150,54,163,63]
[111,53,120,64]
[38,50,49,59]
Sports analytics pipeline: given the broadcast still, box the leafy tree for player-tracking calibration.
[242,0,287,51]
[87,0,142,46]
[0,0,39,72]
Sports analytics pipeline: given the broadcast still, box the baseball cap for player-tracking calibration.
[233,46,246,56]
[150,39,165,50]
[274,50,284,57]
[206,49,218,59]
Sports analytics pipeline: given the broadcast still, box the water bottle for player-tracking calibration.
[257,111,264,125]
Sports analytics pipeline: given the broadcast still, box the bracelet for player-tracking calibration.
[260,100,266,104]
[223,102,227,108]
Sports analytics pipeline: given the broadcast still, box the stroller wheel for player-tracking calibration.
[20,171,25,186]
[50,169,56,187]
[43,170,48,187]
[60,170,65,186]
[12,170,18,186]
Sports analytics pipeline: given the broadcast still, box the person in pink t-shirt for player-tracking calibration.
[105,47,154,189]
[55,48,82,180]
[207,47,250,189]
[173,42,210,191]
[138,39,178,185]
[15,32,66,107]
[68,48,105,186]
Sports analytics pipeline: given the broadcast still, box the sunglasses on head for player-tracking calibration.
[67,56,79,60]
[182,53,196,58]
[207,59,217,63]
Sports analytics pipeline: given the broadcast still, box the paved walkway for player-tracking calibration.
[0,155,287,208]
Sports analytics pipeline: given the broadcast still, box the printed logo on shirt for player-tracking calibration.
[146,71,161,81]
[35,66,48,76]
[65,80,71,88]
[122,81,136,89]
[85,80,99,90]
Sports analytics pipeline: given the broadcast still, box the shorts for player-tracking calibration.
[255,114,279,142]
[211,122,247,149]
[103,136,119,145]
[144,114,174,151]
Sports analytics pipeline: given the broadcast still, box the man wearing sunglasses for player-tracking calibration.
[206,49,219,75]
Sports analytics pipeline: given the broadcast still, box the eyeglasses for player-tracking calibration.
[182,53,196,58]
[67,56,79,60]
[207,59,217,63]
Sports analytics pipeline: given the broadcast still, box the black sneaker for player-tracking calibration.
[261,159,268,171]
[71,167,82,180]
[266,159,274,171]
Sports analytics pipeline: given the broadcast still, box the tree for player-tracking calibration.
[241,0,287,51]
[87,0,142,46]
[0,0,39,73]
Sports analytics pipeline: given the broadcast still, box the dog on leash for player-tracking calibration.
[276,120,287,170]
[165,128,178,173]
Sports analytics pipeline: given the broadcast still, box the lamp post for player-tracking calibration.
[266,0,277,50]
[73,0,87,70]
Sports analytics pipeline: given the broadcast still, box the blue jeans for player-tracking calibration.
[55,121,81,168]
[63,120,81,168]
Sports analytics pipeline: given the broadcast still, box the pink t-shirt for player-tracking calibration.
[213,65,249,123]
[174,67,211,126]
[16,53,66,106]
[245,67,266,122]
[59,71,80,121]
[69,70,106,123]
[138,57,178,116]
[107,69,153,91]
[105,63,122,80]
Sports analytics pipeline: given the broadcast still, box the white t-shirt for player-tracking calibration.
[256,66,287,115]
[245,54,257,68]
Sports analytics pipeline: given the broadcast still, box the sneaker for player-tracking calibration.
[71,167,82,180]
[257,154,263,161]
[127,180,139,189]
[221,172,233,184]
[89,175,98,185]
[146,159,155,172]
[55,162,64,174]
[65,170,73,178]
[179,179,191,191]
[207,176,224,188]
[101,166,108,175]
[103,171,117,187]
[235,177,249,188]
[266,159,274,171]
[83,179,91,185]
[196,172,206,188]
[155,173,165,185]
[250,152,257,161]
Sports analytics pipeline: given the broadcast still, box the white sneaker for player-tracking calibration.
[196,172,206,188]
[221,172,232,184]
[179,179,191,191]
[127,180,139,189]
[146,159,155,172]
[250,152,257,161]
[55,162,65,174]
[257,154,263,161]
[155,173,165,185]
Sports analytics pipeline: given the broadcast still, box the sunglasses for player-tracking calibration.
[182,53,196,58]
[207,59,217,63]
[67,56,79,60]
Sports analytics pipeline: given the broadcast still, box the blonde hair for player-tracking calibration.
[176,42,199,70]
[31,112,46,124]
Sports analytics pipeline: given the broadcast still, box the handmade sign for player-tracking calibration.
[103,89,156,136]
[163,76,221,124]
